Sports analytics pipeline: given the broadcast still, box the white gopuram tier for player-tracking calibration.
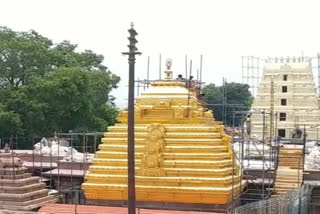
[251,57,320,139]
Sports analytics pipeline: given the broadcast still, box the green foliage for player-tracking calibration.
[202,82,253,126]
[0,27,53,87]
[0,27,120,138]
[0,104,22,136]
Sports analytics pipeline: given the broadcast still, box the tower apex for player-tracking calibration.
[164,58,173,80]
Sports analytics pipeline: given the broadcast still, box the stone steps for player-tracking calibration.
[88,166,237,177]
[276,173,303,178]
[165,138,225,145]
[165,160,232,169]
[0,195,55,207]
[276,168,303,174]
[166,145,227,153]
[95,151,231,160]
[92,158,232,169]
[108,125,221,133]
[0,189,49,202]
[0,196,56,211]
[0,157,56,211]
[275,177,302,183]
[101,137,225,146]
[98,144,228,153]
[0,167,28,175]
[0,173,32,180]
[0,182,46,194]
[85,174,241,188]
[83,181,245,194]
[0,177,40,187]
[273,148,303,197]
[104,132,222,139]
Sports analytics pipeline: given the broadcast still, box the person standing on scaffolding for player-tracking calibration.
[245,114,252,138]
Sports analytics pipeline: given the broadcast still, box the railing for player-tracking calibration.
[231,184,312,214]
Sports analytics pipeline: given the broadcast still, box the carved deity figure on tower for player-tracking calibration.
[140,123,166,176]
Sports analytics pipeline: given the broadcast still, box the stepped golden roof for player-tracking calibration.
[82,64,245,205]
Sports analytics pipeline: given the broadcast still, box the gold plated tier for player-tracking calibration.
[82,66,245,205]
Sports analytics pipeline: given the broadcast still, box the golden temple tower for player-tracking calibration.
[82,63,245,205]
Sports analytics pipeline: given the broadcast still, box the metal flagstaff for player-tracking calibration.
[122,23,141,214]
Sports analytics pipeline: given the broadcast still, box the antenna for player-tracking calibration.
[200,54,203,89]
[187,60,193,118]
[147,56,150,88]
[196,69,199,85]
[185,55,188,78]
[137,78,140,96]
[222,77,225,123]
[189,59,192,78]
[159,54,162,79]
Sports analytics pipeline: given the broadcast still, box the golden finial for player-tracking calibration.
[164,58,173,80]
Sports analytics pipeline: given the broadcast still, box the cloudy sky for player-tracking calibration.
[1,0,320,107]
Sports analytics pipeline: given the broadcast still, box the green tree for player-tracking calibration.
[0,104,22,136]
[202,82,253,126]
[0,27,120,139]
[20,67,119,136]
[0,27,53,87]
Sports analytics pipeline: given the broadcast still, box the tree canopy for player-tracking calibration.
[202,82,253,126]
[0,27,120,138]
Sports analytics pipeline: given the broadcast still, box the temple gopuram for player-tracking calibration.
[82,61,246,210]
[251,57,320,139]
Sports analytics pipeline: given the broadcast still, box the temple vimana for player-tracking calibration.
[0,155,56,211]
[82,64,246,205]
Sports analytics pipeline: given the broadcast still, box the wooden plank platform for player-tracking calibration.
[273,147,303,197]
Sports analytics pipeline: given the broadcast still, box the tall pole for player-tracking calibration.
[270,76,274,144]
[224,78,227,123]
[302,125,306,176]
[196,69,199,85]
[241,56,244,84]
[257,57,260,96]
[122,23,141,214]
[317,53,320,96]
[262,110,265,200]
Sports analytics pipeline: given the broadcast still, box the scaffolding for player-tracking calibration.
[243,55,320,98]
[227,110,320,213]
[229,110,278,212]
[241,56,262,97]
[0,132,104,205]
[232,184,312,214]
[0,114,314,213]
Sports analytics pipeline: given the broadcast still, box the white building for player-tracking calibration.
[251,57,320,140]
